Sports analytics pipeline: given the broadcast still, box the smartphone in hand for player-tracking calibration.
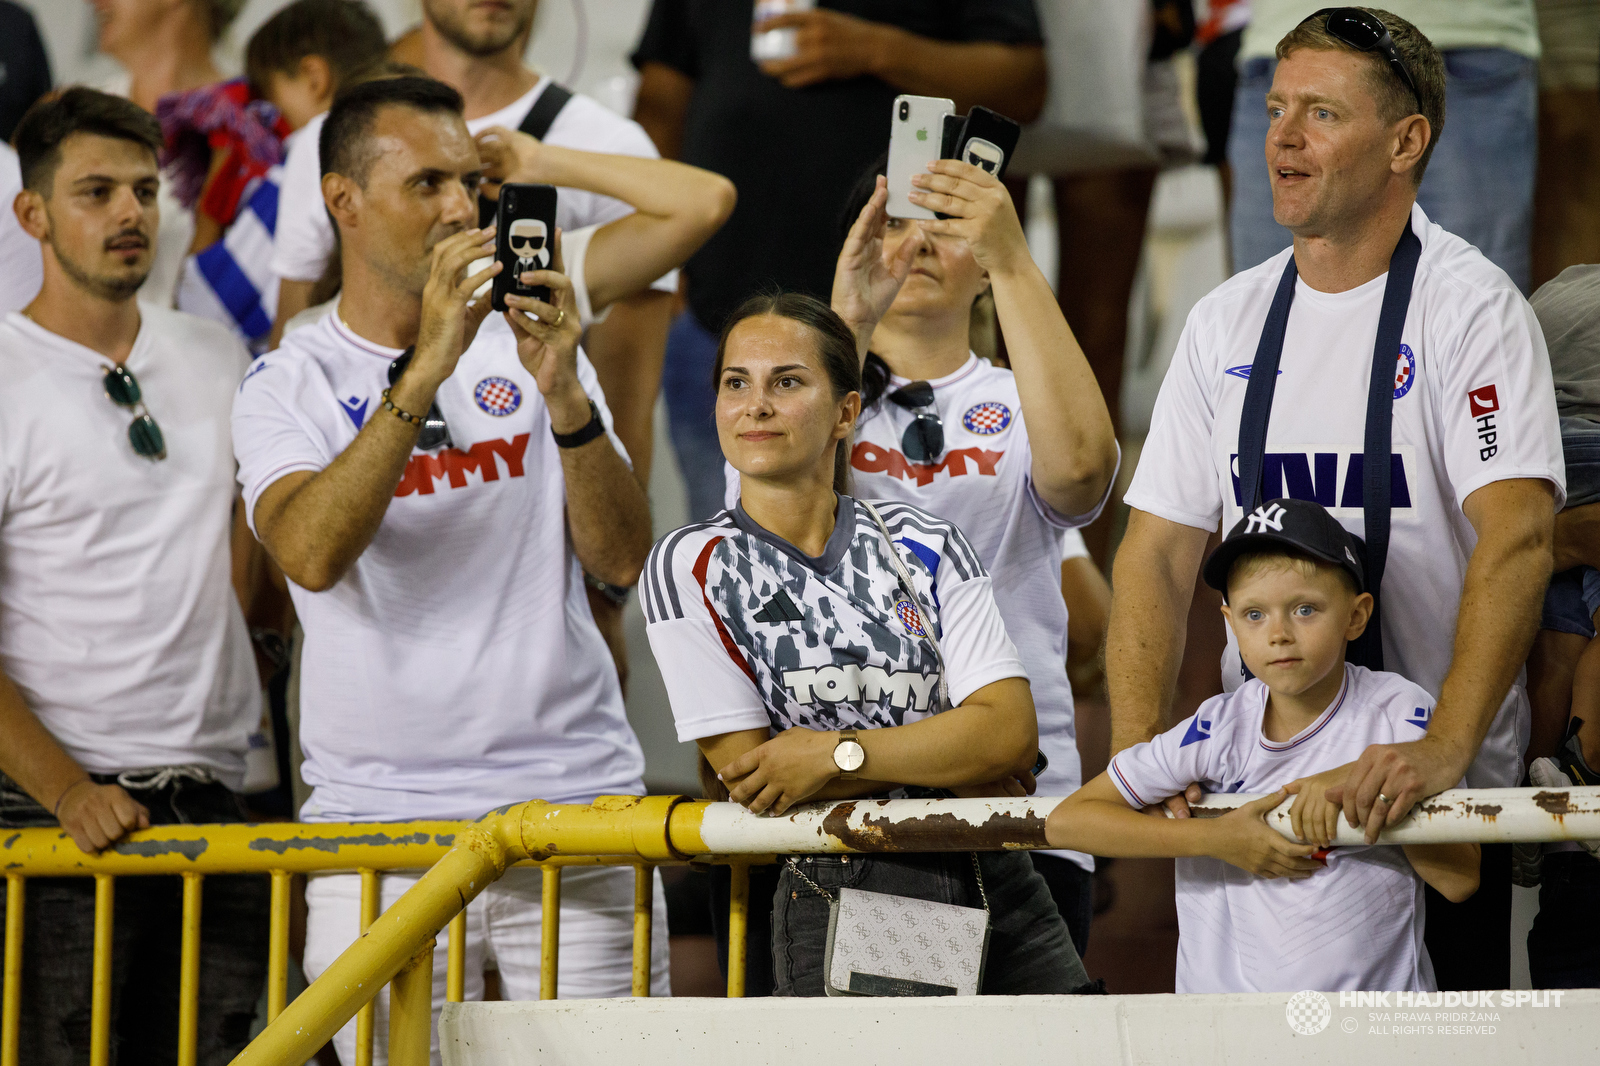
[887,94,954,220]
[953,106,1021,181]
[492,182,558,314]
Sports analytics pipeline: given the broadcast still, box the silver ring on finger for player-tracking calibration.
[1377,793,1393,806]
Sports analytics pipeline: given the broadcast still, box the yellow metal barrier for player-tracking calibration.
[4,788,1597,1066]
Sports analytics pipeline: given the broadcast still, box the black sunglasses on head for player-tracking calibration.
[887,380,943,462]
[387,348,451,451]
[102,364,165,460]
[1305,7,1421,110]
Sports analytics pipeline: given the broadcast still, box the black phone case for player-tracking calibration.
[954,106,1021,182]
[492,182,558,313]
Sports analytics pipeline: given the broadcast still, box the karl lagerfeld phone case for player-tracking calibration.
[492,182,558,313]
[887,94,955,220]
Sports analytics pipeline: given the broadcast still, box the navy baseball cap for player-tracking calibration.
[1203,498,1366,600]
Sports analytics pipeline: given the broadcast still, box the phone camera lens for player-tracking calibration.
[898,101,909,120]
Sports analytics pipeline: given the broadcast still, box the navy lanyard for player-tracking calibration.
[1235,222,1422,671]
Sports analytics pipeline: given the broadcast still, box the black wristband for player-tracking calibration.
[552,400,604,449]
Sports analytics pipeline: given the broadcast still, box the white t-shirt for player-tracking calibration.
[0,306,258,787]
[0,146,42,315]
[231,314,647,822]
[271,81,675,295]
[643,497,1026,747]
[1125,204,1565,787]
[726,356,1113,868]
[1110,664,1443,993]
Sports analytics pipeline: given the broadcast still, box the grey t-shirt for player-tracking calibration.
[1532,264,1600,425]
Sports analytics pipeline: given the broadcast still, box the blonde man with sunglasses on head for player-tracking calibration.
[0,88,265,1065]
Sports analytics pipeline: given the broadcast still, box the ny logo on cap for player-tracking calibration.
[1245,503,1286,534]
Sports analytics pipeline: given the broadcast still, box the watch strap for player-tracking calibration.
[837,728,859,781]
[552,400,604,449]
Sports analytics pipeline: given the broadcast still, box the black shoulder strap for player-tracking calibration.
[478,82,575,228]
[1235,222,1423,673]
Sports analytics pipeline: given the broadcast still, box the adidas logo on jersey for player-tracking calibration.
[754,589,804,624]
[782,664,941,711]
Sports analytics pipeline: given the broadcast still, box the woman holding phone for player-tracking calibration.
[641,292,1094,997]
[727,158,1119,953]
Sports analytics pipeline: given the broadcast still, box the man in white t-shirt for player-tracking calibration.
[232,77,664,1064]
[0,87,264,1066]
[1110,10,1563,989]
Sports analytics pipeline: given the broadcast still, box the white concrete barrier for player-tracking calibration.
[439,989,1600,1065]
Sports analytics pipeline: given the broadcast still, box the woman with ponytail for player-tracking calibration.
[641,292,1095,996]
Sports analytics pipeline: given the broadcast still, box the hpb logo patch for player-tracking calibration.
[1468,384,1500,460]
[1394,344,1415,398]
[474,376,522,416]
[961,402,1011,435]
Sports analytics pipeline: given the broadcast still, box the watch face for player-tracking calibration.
[834,739,865,773]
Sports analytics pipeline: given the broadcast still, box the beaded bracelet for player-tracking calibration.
[380,388,426,428]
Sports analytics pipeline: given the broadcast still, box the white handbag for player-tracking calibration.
[797,502,990,997]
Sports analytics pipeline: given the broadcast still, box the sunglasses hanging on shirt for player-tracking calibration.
[387,347,451,451]
[102,364,166,460]
[887,380,943,462]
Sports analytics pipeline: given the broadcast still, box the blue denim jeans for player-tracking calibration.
[772,851,1096,996]
[0,772,268,1065]
[1229,48,1538,292]
[660,309,728,521]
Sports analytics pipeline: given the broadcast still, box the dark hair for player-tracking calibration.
[320,75,464,187]
[713,292,861,495]
[12,88,164,195]
[1276,7,1446,184]
[245,0,388,98]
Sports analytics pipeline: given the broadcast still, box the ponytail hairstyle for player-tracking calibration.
[838,153,894,410]
[713,291,861,495]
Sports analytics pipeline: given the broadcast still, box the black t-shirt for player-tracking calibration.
[0,1,51,143]
[631,0,1041,333]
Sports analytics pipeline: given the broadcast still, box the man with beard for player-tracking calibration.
[0,88,265,1064]
[233,77,663,1063]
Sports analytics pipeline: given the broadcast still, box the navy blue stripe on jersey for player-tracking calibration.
[645,516,734,623]
[866,501,984,579]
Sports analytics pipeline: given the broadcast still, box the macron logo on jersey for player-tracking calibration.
[852,441,1003,487]
[1230,450,1413,513]
[1180,715,1212,747]
[338,395,369,429]
[783,664,941,712]
[394,434,530,496]
[1406,706,1432,730]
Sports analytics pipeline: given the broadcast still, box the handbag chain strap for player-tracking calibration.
[786,854,990,916]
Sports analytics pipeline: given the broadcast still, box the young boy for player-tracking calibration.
[244,0,388,132]
[1046,498,1480,993]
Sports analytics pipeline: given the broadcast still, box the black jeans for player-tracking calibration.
[0,772,268,1065]
[1527,851,1600,988]
[1029,853,1093,958]
[1424,842,1511,990]
[772,851,1095,996]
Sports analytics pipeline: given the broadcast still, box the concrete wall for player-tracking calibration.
[440,990,1600,1066]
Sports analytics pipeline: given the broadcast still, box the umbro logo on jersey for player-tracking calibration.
[852,441,1002,487]
[1224,365,1281,380]
[1229,450,1413,512]
[238,360,272,393]
[338,395,369,429]
[753,589,804,625]
[1468,385,1500,461]
[1180,715,1212,747]
[783,664,941,712]
[394,434,529,496]
[1406,706,1432,729]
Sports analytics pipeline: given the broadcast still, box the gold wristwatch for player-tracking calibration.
[833,729,865,781]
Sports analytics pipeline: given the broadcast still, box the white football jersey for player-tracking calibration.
[642,497,1026,746]
[1126,204,1565,787]
[232,314,647,822]
[1110,664,1444,994]
[725,354,1112,869]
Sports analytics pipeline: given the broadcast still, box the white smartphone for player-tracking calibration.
[886,94,954,220]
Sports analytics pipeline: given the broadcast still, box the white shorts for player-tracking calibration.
[304,864,671,1065]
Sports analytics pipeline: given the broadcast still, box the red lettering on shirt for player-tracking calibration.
[394,434,531,496]
[851,442,1004,485]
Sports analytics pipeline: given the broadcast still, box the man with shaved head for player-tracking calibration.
[233,76,664,1063]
